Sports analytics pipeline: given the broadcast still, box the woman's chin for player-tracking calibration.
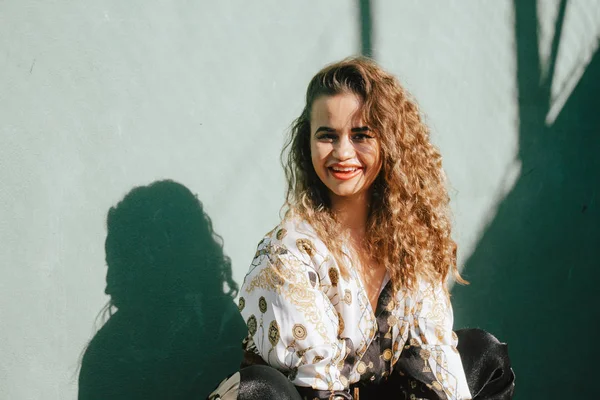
[328,187,366,200]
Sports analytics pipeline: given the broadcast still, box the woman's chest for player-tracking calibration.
[318,264,412,361]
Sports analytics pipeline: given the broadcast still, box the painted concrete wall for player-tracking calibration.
[1,1,598,398]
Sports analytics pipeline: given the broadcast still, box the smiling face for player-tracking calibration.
[309,92,381,204]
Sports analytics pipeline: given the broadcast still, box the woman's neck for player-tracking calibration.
[330,192,369,241]
[331,192,385,310]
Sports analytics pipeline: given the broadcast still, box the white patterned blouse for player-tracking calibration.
[238,217,471,400]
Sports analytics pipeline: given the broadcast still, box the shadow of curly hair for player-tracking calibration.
[104,179,237,310]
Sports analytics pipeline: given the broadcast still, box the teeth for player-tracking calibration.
[331,167,357,172]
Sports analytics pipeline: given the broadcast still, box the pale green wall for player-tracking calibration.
[1,1,598,399]
[0,2,357,398]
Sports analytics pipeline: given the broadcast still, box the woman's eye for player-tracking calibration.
[317,133,337,142]
[353,133,372,141]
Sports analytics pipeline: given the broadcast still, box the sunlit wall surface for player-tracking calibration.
[1,1,598,398]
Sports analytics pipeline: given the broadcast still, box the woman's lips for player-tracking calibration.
[328,166,362,181]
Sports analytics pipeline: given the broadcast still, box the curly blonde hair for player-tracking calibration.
[282,57,465,292]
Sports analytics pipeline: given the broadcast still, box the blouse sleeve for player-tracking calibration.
[239,236,350,392]
[409,280,472,400]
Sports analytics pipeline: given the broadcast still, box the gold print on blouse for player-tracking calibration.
[245,261,284,292]
[357,361,367,374]
[247,315,257,336]
[258,296,268,313]
[296,238,316,257]
[343,289,352,305]
[386,299,395,311]
[268,320,280,346]
[337,312,345,336]
[382,348,392,361]
[293,324,307,340]
[424,286,450,343]
[328,267,339,287]
[435,325,445,342]
[276,228,287,240]
[245,243,332,343]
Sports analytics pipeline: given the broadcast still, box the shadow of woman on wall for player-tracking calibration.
[78,180,246,399]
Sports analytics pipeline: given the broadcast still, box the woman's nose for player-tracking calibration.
[333,135,355,160]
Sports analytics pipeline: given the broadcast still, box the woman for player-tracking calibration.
[234,58,514,400]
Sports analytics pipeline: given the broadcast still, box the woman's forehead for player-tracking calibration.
[310,93,364,127]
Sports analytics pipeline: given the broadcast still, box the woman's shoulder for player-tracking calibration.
[410,275,451,307]
[263,217,329,261]
[252,216,330,270]
[241,217,332,302]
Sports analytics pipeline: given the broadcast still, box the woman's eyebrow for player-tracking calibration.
[351,126,370,133]
[314,126,335,134]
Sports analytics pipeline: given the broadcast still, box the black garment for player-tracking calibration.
[456,329,515,399]
[239,365,302,400]
[237,329,515,400]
